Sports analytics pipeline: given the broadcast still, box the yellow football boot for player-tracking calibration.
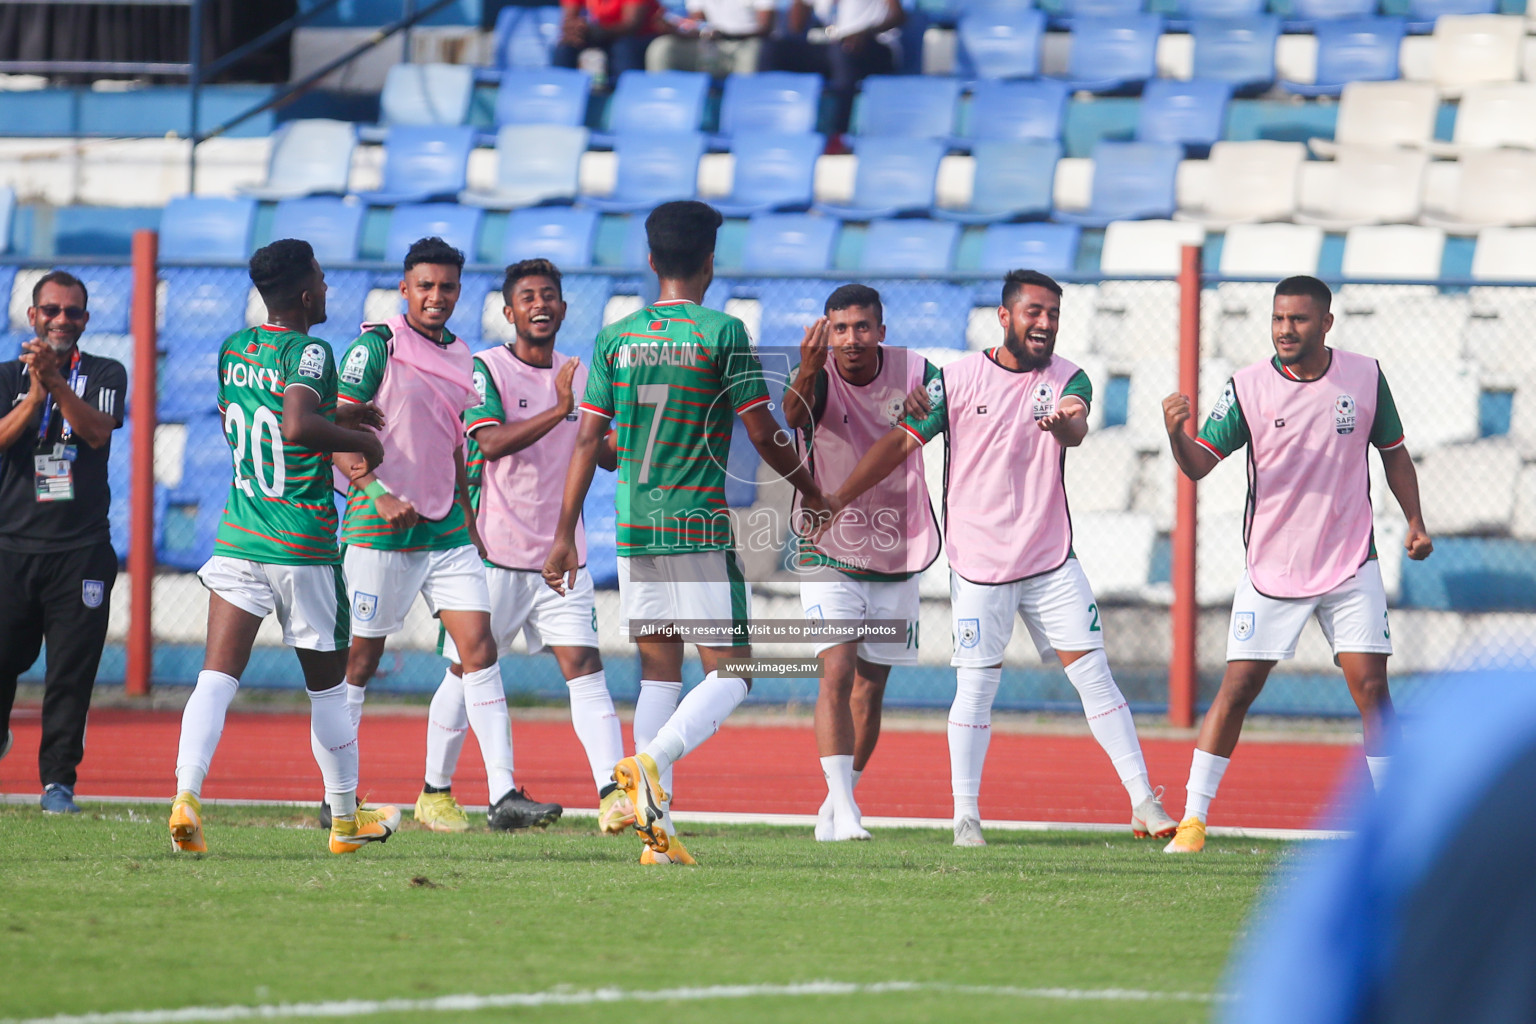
[1163,816,1207,854]
[612,754,669,854]
[169,791,206,853]
[414,789,470,833]
[329,802,402,854]
[640,833,696,865]
[598,788,638,834]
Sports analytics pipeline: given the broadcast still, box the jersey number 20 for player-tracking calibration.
[225,404,286,498]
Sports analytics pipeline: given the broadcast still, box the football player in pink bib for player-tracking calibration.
[1160,275,1433,854]
[821,269,1177,847]
[783,285,942,841]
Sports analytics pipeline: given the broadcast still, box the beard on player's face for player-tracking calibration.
[1004,321,1054,370]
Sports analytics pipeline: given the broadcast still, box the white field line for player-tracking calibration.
[0,980,1221,1024]
[0,791,1348,840]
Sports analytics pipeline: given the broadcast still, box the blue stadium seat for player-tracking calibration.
[1053,140,1182,226]
[241,119,357,201]
[64,266,135,334]
[1165,0,1265,30]
[592,71,710,147]
[52,207,159,257]
[1050,15,1164,92]
[582,464,619,587]
[494,68,592,127]
[583,131,707,214]
[1135,78,1233,153]
[956,79,1070,146]
[377,63,474,128]
[955,3,1047,80]
[741,214,839,272]
[725,421,759,507]
[1049,0,1146,24]
[384,203,483,265]
[460,124,589,208]
[978,222,1082,274]
[1406,0,1497,32]
[861,219,961,273]
[351,125,476,205]
[1282,0,1377,29]
[1191,16,1281,93]
[107,418,166,562]
[159,197,257,263]
[160,413,230,570]
[0,186,14,254]
[552,274,613,360]
[298,0,480,27]
[713,132,824,217]
[852,76,962,138]
[754,279,834,350]
[935,140,1059,224]
[874,281,972,348]
[815,138,947,220]
[716,72,823,141]
[270,198,366,263]
[449,270,497,347]
[306,270,372,348]
[1281,18,1405,95]
[503,206,602,267]
[490,6,563,71]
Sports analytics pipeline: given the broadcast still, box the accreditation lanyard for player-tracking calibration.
[32,349,81,503]
[35,348,82,448]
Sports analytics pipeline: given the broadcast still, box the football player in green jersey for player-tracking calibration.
[170,239,403,856]
[543,201,830,864]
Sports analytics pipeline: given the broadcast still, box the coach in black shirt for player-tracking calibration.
[0,269,126,814]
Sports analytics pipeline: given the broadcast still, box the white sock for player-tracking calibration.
[346,682,366,730]
[175,670,240,796]
[948,666,1000,824]
[644,672,748,776]
[1365,755,1391,792]
[1065,650,1153,806]
[821,753,858,821]
[567,669,624,792]
[307,682,359,815]
[424,668,469,790]
[634,678,682,798]
[1184,749,1230,823]
[853,767,863,788]
[462,664,515,804]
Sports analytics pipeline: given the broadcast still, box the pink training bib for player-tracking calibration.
[1232,348,1382,598]
[366,315,476,521]
[472,346,588,571]
[942,351,1083,584]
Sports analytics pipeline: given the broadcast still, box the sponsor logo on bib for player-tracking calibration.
[1210,381,1236,422]
[340,346,369,385]
[881,397,904,426]
[958,617,980,649]
[82,580,104,609]
[472,370,488,406]
[1031,382,1055,421]
[1233,611,1254,641]
[925,376,944,406]
[297,343,326,380]
[1334,393,1356,435]
[353,592,378,622]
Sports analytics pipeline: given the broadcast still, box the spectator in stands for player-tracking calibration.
[554,0,664,83]
[645,0,774,76]
[763,0,905,136]
[0,270,126,815]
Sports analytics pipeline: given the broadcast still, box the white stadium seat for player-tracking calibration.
[1295,145,1430,230]
[1308,81,1439,158]
[1420,150,1536,235]
[1175,141,1307,229]
[1072,511,1157,602]
[1427,83,1536,157]
[1414,440,1522,534]
[1427,14,1525,97]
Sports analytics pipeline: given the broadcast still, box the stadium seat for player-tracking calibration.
[1282,0,1379,29]
[1404,441,1515,528]
[376,63,474,129]
[351,125,476,205]
[1406,0,1499,33]
[1177,139,1306,228]
[716,72,823,140]
[493,68,592,128]
[1165,0,1265,31]
[1218,222,1325,276]
[874,281,973,348]
[58,266,135,334]
[1341,224,1446,279]
[583,131,707,213]
[1427,83,1536,156]
[1190,15,1281,93]
[160,414,231,570]
[1427,15,1524,96]
[1072,510,1156,601]
[502,206,602,267]
[240,119,356,200]
[159,197,257,263]
[1309,80,1438,157]
[1295,145,1430,229]
[1054,141,1182,227]
[741,214,840,272]
[158,270,252,420]
[1281,18,1406,96]
[490,5,562,71]
[753,279,836,349]
[50,207,159,257]
[955,79,1069,147]
[1421,150,1536,234]
[852,76,963,139]
[583,464,619,587]
[270,198,366,263]
[1099,219,1205,275]
[0,187,12,254]
[383,203,483,265]
[861,219,961,273]
[1472,227,1536,281]
[954,2,1047,80]
[307,270,372,347]
[712,132,824,217]
[459,124,589,208]
[977,222,1082,274]
[933,140,1059,224]
[814,137,947,220]
[1135,78,1233,154]
[1050,15,1164,93]
[592,71,709,146]
[1049,0,1147,26]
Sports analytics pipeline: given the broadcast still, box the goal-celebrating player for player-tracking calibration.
[542,200,829,865]
[428,258,634,834]
[822,269,1177,847]
[1160,275,1433,854]
[169,239,398,855]
[332,237,561,832]
[782,285,941,841]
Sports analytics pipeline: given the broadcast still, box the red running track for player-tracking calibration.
[1,706,1356,829]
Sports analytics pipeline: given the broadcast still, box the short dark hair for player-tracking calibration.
[502,258,563,303]
[1001,269,1063,308]
[404,236,466,275]
[824,283,882,323]
[32,269,87,309]
[646,201,723,279]
[1274,275,1332,311]
[248,238,316,309]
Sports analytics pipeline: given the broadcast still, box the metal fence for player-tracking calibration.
[10,255,1536,715]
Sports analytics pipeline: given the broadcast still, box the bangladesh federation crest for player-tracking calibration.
[1233,612,1254,642]
[81,580,105,609]
[353,592,378,622]
[958,617,981,649]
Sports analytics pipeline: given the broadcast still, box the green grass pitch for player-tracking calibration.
[0,803,1290,1024]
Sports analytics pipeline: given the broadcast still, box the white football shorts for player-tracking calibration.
[197,555,349,652]
[343,544,490,639]
[1226,559,1393,662]
[949,558,1104,667]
